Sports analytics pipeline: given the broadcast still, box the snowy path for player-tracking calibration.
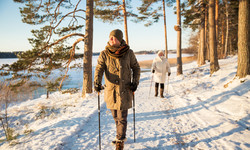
[56,65,250,149]
[54,76,182,150]
[57,57,249,150]
[1,56,249,150]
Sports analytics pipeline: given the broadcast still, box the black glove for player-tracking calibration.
[130,82,137,92]
[94,83,103,92]
[168,72,171,76]
[152,70,155,73]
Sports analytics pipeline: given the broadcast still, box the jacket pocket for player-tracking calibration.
[104,84,116,104]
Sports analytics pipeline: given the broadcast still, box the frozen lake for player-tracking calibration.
[0,53,193,100]
[0,53,193,67]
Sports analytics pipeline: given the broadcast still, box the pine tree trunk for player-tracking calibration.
[215,0,219,42]
[199,24,205,66]
[237,0,250,78]
[176,0,182,75]
[215,0,221,58]
[162,0,168,58]
[221,18,225,58]
[249,1,250,75]
[199,0,206,66]
[209,0,220,74]
[205,6,210,61]
[224,0,229,58]
[82,0,93,97]
[123,0,129,45]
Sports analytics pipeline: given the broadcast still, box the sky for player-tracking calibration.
[0,0,191,53]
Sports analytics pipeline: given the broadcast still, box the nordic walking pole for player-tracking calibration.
[149,74,153,98]
[167,75,170,96]
[133,92,136,142]
[98,92,101,150]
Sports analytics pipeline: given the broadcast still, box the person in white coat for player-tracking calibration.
[151,50,171,98]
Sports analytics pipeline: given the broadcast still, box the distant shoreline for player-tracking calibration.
[138,56,197,69]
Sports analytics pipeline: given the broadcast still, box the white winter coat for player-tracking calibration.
[151,55,171,83]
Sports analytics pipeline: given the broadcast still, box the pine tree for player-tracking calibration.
[221,0,239,58]
[137,0,175,58]
[94,0,137,44]
[237,0,250,78]
[83,0,94,97]
[10,0,91,94]
[182,0,206,66]
[208,0,220,74]
[199,0,206,66]
[162,0,168,58]
[176,0,182,75]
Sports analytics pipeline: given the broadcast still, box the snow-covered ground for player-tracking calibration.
[0,55,249,150]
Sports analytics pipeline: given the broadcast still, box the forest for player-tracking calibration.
[0,0,248,96]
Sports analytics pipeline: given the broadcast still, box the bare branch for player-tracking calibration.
[47,33,84,49]
[59,37,84,90]
[53,9,86,29]
[68,15,85,20]
[74,0,83,16]
[53,0,64,24]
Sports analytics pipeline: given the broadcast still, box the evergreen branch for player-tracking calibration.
[139,2,153,13]
[113,6,123,17]
[36,0,43,13]
[11,33,84,73]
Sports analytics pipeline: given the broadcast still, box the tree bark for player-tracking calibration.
[237,0,250,78]
[215,0,222,58]
[123,0,129,45]
[47,91,49,99]
[249,0,250,75]
[221,18,225,58]
[162,0,168,58]
[224,0,229,58]
[215,0,219,42]
[198,0,205,66]
[205,6,209,61]
[209,0,220,74]
[82,0,93,97]
[176,0,182,75]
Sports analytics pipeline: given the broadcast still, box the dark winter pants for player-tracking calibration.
[111,109,128,140]
[155,82,164,97]
[155,82,164,89]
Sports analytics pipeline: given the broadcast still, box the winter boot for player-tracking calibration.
[112,138,127,145]
[160,88,164,98]
[155,86,158,97]
[116,141,124,150]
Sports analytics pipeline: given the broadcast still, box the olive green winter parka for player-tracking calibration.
[94,49,140,110]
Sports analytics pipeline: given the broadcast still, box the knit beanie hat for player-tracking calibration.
[109,29,123,42]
